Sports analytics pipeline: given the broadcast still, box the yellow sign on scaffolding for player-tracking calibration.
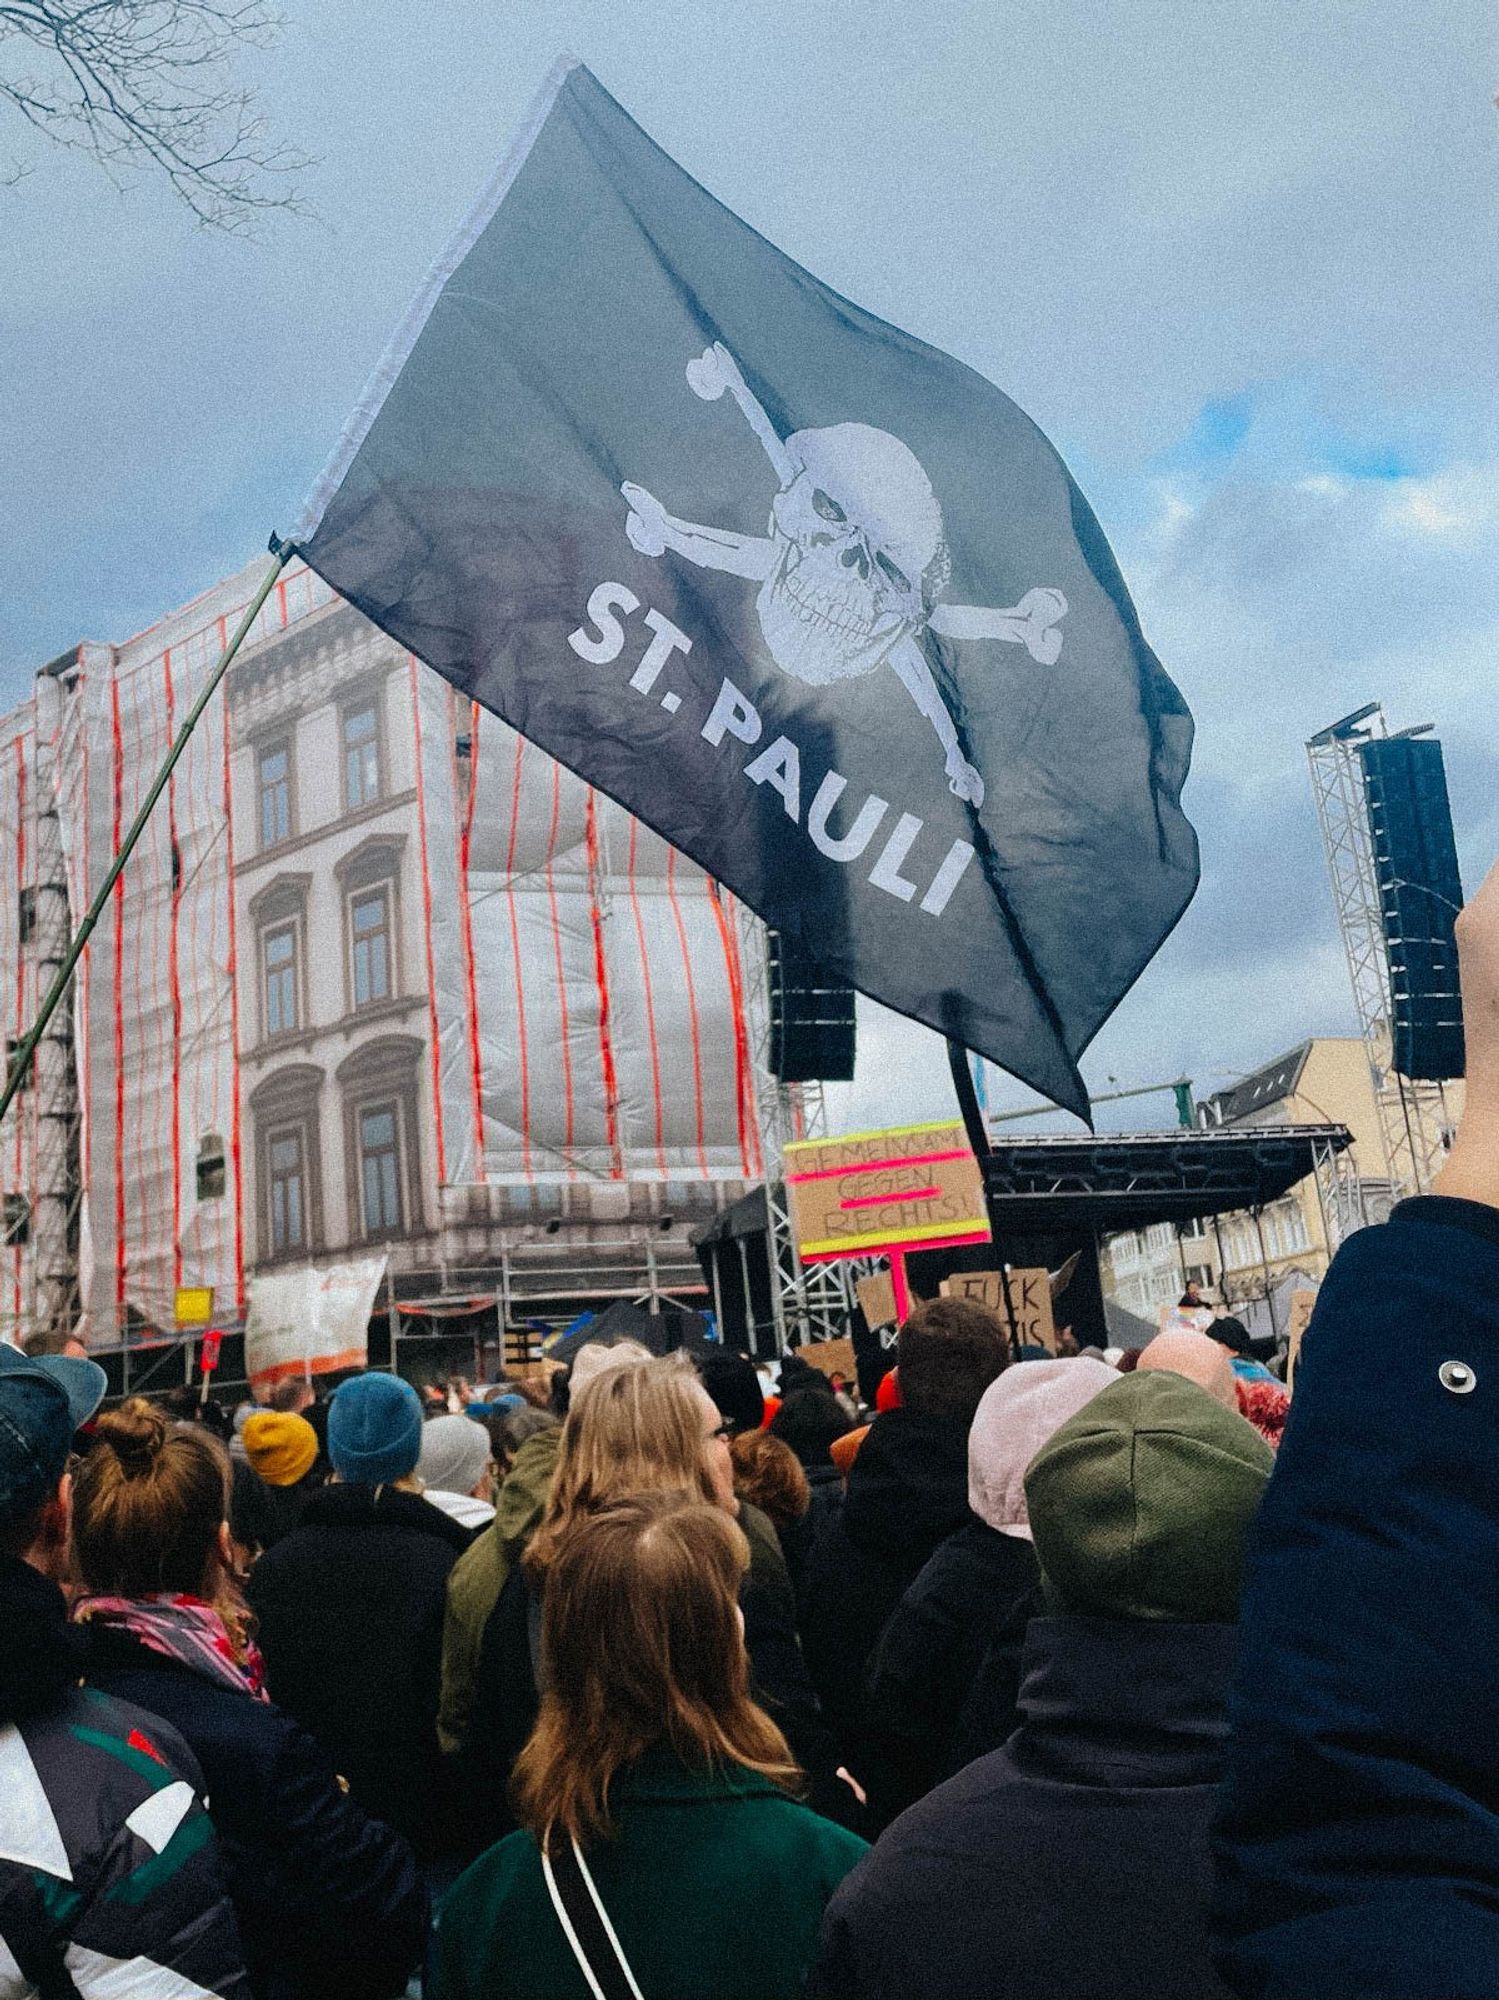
[174,1286,215,1328]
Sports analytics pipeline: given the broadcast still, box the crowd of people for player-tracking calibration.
[6,865,1499,1997]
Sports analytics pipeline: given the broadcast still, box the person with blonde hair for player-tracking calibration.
[73,1397,427,2000]
[462,1355,841,1846]
[433,1494,866,1999]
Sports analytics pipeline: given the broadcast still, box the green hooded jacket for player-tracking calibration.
[438,1424,562,1754]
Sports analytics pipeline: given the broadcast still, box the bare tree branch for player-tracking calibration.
[0,0,309,230]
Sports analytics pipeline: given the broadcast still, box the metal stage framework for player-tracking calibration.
[739,922,849,1350]
[980,1124,1355,1240]
[1307,706,1456,1200]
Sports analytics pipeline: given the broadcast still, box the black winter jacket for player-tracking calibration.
[247,1483,472,1854]
[798,1412,975,1782]
[1216,1197,1499,1999]
[0,1555,250,1998]
[780,1463,843,1599]
[83,1622,427,2000]
[812,1615,1239,2000]
[861,1517,1040,1820]
[230,1459,320,1555]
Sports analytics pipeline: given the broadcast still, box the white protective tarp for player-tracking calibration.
[51,580,286,1340]
[422,692,763,1189]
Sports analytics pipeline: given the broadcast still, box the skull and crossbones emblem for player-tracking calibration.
[620,342,1067,809]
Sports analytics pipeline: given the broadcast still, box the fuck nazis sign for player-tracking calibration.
[784,1121,992,1264]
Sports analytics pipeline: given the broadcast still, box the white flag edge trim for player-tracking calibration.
[289,52,583,547]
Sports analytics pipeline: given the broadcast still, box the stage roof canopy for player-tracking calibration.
[981,1124,1352,1234]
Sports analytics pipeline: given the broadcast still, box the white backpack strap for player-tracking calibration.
[570,1841,645,2000]
[540,1832,645,2000]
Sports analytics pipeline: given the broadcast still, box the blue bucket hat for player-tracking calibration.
[0,1343,108,1526]
[328,1372,423,1485]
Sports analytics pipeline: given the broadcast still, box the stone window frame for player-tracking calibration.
[256,736,295,853]
[248,874,311,1046]
[335,836,405,1019]
[340,688,386,816]
[249,1063,325,1264]
[336,1034,423,1243]
[355,1098,403,1236]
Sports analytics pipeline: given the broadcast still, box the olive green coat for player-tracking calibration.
[438,1425,561,1753]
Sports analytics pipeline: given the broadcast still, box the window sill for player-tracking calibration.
[238,788,417,873]
[337,995,426,1036]
[246,1028,321,1062]
[257,1244,323,1268]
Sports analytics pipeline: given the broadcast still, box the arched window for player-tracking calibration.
[249,874,311,1045]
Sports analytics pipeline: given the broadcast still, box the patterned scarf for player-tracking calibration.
[75,1592,269,1702]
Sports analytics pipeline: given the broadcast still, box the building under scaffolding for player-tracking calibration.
[0,555,779,1369]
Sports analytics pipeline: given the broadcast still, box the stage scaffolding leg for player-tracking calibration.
[1307,712,1454,1201]
[739,916,850,1353]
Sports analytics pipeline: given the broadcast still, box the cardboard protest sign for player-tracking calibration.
[784,1121,990,1263]
[940,1267,1055,1351]
[792,1337,858,1380]
[855,1271,898,1329]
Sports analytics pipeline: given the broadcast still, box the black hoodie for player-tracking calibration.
[0,1551,80,1724]
[798,1412,975,1790]
[812,1618,1239,2000]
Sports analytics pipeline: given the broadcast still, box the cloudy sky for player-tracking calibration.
[3,0,1495,1132]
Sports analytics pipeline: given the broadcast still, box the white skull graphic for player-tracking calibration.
[619,342,1069,808]
[756,424,951,685]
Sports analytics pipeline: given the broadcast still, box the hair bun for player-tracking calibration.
[96,1397,169,1476]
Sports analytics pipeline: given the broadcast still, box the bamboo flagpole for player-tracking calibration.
[0,542,293,1134]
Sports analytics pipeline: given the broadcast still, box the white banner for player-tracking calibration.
[244,1255,386,1393]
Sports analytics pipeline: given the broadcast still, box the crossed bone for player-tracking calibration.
[678,344,1067,667]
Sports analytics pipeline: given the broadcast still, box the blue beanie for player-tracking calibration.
[328,1373,423,1486]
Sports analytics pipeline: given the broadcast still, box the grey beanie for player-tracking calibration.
[418,1413,492,1496]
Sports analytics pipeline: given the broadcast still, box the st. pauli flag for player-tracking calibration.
[291,59,1197,1118]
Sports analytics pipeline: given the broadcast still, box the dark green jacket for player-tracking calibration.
[429,1751,867,2000]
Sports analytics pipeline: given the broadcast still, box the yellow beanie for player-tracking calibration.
[243,1411,318,1488]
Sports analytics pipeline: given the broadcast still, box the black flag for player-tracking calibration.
[293,60,1198,1118]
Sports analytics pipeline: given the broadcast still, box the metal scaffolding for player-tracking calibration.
[1307,705,1454,1200]
[1310,1125,1371,1251]
[33,670,83,1340]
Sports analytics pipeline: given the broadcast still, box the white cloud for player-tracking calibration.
[2,0,1494,1147]
[1382,467,1498,542]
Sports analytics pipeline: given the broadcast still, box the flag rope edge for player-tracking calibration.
[290,52,582,545]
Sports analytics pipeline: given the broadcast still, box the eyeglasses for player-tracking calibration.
[707,1422,733,1442]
